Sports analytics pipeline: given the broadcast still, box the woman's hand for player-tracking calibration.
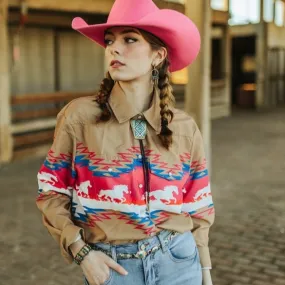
[202,269,213,285]
[81,250,128,285]
[69,239,128,285]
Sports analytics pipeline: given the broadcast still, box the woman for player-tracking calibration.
[36,0,215,284]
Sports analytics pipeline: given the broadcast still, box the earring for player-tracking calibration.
[152,65,159,86]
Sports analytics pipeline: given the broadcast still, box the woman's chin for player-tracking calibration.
[109,73,137,82]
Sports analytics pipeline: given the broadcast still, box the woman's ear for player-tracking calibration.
[153,47,167,66]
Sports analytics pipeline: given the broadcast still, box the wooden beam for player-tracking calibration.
[13,143,50,161]
[14,129,54,148]
[0,0,13,163]
[185,0,212,164]
[212,10,229,25]
[230,24,258,37]
[8,10,74,27]
[212,26,224,38]
[8,0,114,14]
[11,118,57,134]
[11,91,95,105]
[211,79,226,89]
[8,10,108,27]
[8,0,184,14]
[12,107,60,121]
[154,0,185,13]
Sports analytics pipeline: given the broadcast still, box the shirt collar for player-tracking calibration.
[108,82,161,133]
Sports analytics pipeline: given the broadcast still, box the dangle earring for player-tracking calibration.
[151,65,159,86]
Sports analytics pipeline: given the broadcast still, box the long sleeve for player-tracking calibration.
[183,124,215,269]
[36,110,84,264]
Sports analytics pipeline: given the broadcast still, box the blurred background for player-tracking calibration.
[0,0,284,284]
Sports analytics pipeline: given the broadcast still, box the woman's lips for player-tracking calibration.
[110,60,125,68]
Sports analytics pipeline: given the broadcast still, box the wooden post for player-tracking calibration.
[224,0,231,112]
[272,0,276,23]
[227,0,231,107]
[0,0,13,163]
[184,0,212,166]
[256,0,267,108]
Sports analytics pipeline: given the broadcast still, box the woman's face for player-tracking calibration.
[104,27,161,82]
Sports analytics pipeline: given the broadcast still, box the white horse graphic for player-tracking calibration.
[37,172,58,186]
[193,185,211,201]
[150,185,179,204]
[75,181,91,195]
[37,171,71,195]
[98,185,129,203]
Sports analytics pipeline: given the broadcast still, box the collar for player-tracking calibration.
[108,82,161,133]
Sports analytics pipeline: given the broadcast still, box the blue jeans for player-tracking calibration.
[84,230,202,285]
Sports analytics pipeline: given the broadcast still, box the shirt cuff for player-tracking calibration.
[202,267,212,270]
[197,246,212,268]
[60,225,85,264]
[74,234,82,243]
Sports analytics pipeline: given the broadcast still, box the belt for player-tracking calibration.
[89,231,179,260]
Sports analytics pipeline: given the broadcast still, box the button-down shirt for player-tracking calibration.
[36,83,215,268]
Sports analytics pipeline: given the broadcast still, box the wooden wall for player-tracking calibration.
[9,27,55,95]
[58,31,104,92]
[7,21,104,160]
[267,23,285,48]
[9,26,104,96]
[267,23,285,105]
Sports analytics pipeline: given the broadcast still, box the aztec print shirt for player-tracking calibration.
[36,83,215,269]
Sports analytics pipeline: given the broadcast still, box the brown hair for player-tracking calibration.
[95,29,175,150]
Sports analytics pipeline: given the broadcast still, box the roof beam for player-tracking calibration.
[8,0,114,14]
[8,0,184,14]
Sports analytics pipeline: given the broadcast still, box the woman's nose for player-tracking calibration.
[109,41,122,55]
[110,48,119,55]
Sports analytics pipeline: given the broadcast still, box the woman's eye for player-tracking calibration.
[104,39,113,45]
[125,37,137,43]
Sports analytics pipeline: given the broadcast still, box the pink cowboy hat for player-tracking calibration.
[72,0,200,72]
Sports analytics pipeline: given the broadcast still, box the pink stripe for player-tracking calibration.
[185,175,209,192]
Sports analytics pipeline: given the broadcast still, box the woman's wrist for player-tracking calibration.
[73,244,93,265]
[202,269,213,285]
[69,238,86,257]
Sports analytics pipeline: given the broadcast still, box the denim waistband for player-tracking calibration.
[89,230,179,259]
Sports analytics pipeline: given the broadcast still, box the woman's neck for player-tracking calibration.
[118,75,154,114]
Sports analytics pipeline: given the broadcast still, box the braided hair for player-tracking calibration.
[95,72,114,122]
[156,58,175,149]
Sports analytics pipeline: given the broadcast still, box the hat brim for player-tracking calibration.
[72,10,200,72]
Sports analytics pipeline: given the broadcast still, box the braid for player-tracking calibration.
[95,72,114,122]
[157,58,175,150]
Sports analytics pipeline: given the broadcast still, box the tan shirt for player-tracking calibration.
[36,83,215,268]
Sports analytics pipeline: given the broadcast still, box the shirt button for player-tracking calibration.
[138,154,142,159]
[150,232,156,237]
[169,171,173,176]
[108,168,113,172]
[139,184,143,188]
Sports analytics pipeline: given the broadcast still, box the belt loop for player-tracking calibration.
[111,246,117,262]
[157,231,167,253]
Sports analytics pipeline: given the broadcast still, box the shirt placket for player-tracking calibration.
[130,114,150,212]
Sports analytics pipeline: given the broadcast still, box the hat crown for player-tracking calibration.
[108,0,159,23]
